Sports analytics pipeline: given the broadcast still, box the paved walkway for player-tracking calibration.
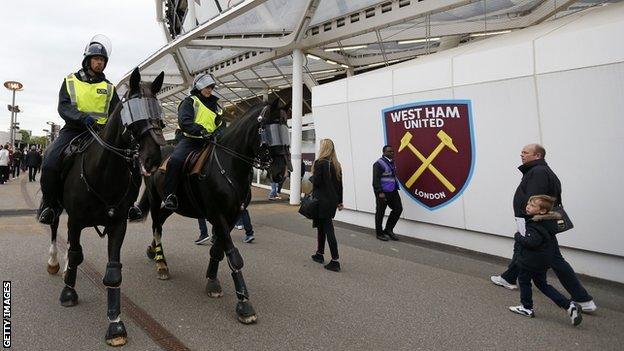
[1,174,623,350]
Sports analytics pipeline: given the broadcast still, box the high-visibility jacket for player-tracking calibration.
[183,95,223,138]
[64,73,114,125]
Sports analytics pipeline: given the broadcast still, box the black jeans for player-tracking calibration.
[12,161,20,177]
[375,190,403,235]
[164,137,204,197]
[316,217,339,260]
[28,167,38,181]
[501,237,592,302]
[518,269,570,310]
[0,166,8,183]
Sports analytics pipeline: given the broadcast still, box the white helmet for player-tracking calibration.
[193,73,216,91]
[82,34,112,68]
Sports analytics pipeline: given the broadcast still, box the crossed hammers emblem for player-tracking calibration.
[398,130,458,192]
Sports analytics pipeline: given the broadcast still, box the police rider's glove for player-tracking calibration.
[200,130,214,141]
[83,116,96,127]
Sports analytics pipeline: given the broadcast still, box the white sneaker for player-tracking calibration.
[490,275,518,290]
[568,302,583,326]
[573,300,597,313]
[509,305,534,318]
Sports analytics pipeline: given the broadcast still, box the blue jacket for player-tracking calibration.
[514,212,561,272]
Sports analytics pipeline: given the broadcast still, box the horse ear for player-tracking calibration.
[151,71,165,95]
[270,98,280,110]
[129,67,141,95]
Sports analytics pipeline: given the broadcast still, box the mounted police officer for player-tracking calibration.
[162,73,224,210]
[38,35,120,224]
[372,145,402,241]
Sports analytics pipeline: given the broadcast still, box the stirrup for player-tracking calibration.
[38,207,58,225]
[127,206,143,222]
[163,195,178,210]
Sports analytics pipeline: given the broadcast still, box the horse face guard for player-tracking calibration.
[120,95,166,146]
[257,106,291,170]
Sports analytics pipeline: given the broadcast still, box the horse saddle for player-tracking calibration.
[159,143,214,176]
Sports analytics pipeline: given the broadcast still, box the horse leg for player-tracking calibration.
[103,222,128,347]
[59,220,82,307]
[217,216,257,324]
[47,216,60,274]
[149,204,171,280]
[205,235,224,298]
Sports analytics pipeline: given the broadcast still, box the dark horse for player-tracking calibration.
[138,98,291,324]
[45,68,165,346]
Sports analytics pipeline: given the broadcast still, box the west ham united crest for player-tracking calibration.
[382,100,475,210]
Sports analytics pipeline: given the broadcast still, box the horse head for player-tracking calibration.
[121,67,166,175]
[259,99,292,183]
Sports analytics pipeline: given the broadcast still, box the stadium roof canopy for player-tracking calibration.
[120,0,618,130]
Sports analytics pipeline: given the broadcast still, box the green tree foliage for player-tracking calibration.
[19,130,31,144]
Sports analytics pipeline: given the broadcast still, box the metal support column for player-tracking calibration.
[9,89,16,146]
[290,49,303,205]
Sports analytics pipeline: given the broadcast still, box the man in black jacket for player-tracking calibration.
[372,145,402,241]
[38,35,120,224]
[24,146,41,182]
[490,144,596,312]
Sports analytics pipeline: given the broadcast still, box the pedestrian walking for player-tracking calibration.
[490,143,596,312]
[195,218,211,245]
[508,195,583,326]
[24,146,42,182]
[310,139,344,272]
[12,147,23,178]
[0,145,9,184]
[372,145,402,241]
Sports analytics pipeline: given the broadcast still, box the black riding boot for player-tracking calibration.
[163,166,180,210]
[38,169,62,224]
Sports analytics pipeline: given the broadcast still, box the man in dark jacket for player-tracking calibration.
[24,146,41,182]
[509,195,582,326]
[38,35,120,224]
[372,145,402,241]
[11,148,22,178]
[162,73,224,210]
[490,144,596,312]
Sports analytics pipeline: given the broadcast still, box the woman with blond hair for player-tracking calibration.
[310,139,344,272]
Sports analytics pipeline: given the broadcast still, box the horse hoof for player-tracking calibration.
[47,263,60,275]
[205,278,223,298]
[59,286,78,307]
[156,262,169,280]
[146,245,155,260]
[236,301,257,324]
[105,321,127,347]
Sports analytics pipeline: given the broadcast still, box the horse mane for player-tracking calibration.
[220,102,267,146]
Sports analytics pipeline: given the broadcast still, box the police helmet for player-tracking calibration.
[193,73,216,91]
[82,34,112,69]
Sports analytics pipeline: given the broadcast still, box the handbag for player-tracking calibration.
[552,204,574,233]
[298,193,319,220]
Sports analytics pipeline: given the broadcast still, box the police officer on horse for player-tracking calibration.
[38,35,120,224]
[162,73,224,210]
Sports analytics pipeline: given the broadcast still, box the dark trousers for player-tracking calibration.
[518,269,570,310]
[375,190,403,235]
[237,209,254,236]
[164,138,204,197]
[316,217,339,260]
[12,161,20,177]
[198,218,208,236]
[40,127,85,208]
[0,166,8,183]
[501,237,592,302]
[28,167,38,182]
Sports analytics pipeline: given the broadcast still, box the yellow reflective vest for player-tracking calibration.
[64,73,114,125]
[183,95,223,138]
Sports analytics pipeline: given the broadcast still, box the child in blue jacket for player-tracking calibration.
[509,195,582,326]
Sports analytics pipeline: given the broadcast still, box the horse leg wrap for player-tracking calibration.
[154,244,166,263]
[107,287,121,322]
[64,248,84,287]
[103,262,123,288]
[231,270,250,301]
[226,248,244,271]
[210,244,225,261]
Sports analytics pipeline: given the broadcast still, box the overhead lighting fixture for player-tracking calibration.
[324,45,367,52]
[340,64,349,69]
[469,30,511,37]
[257,76,282,81]
[325,60,337,65]
[307,54,321,60]
[398,37,440,45]
[311,69,338,75]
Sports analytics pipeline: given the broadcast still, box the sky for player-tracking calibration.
[0,0,167,137]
